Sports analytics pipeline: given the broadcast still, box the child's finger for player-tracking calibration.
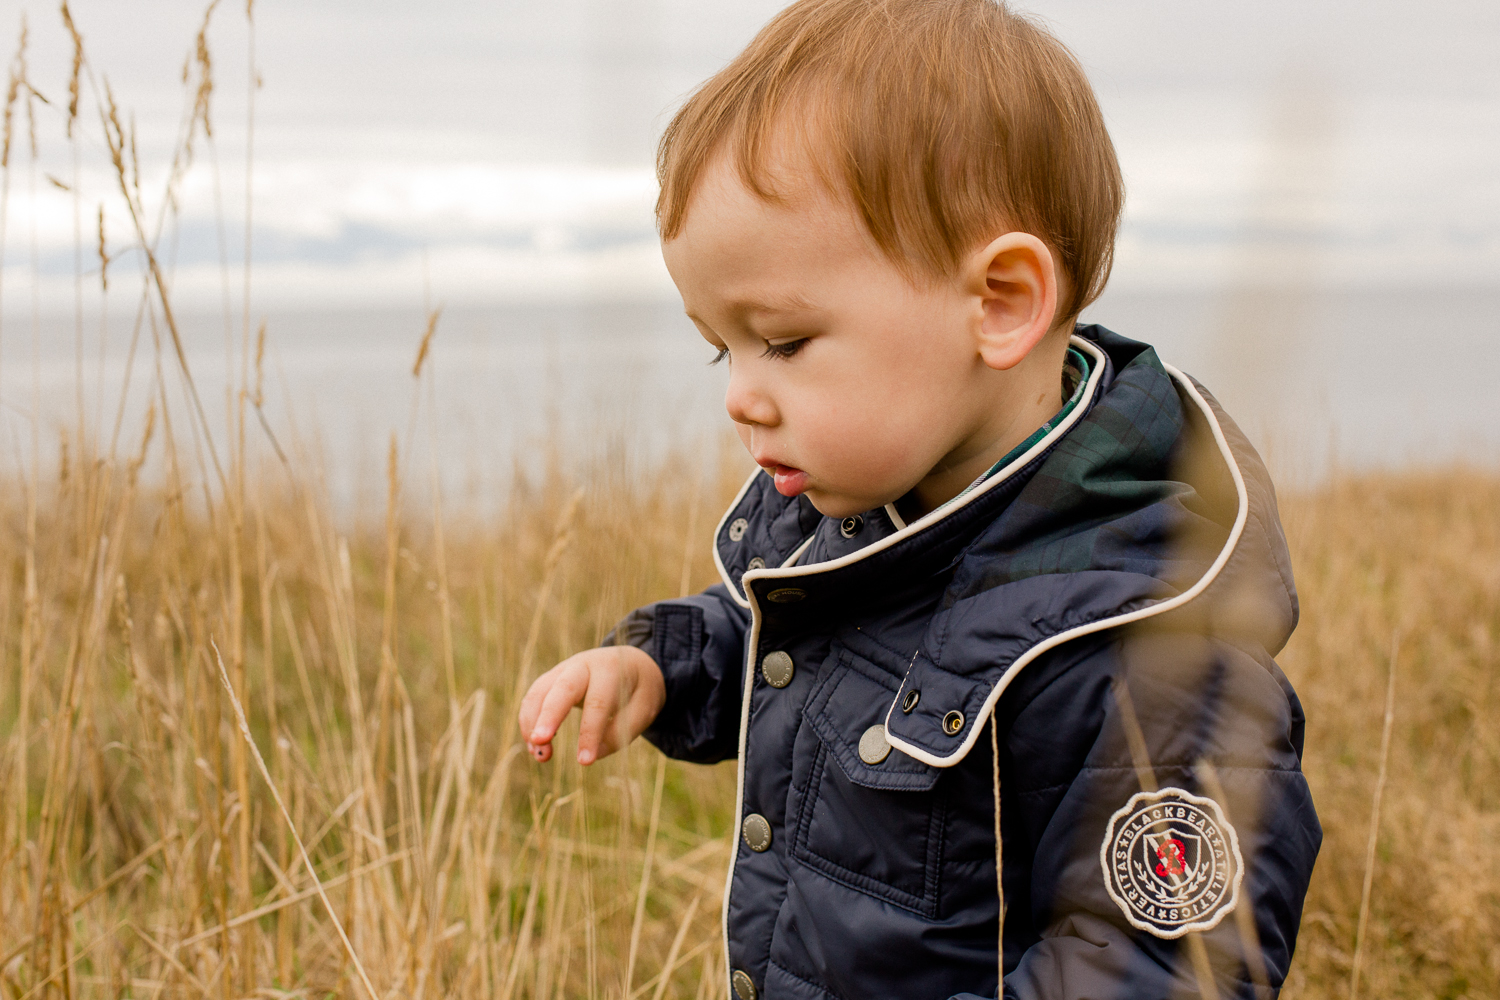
[575,663,622,765]
[528,660,591,745]
[516,670,557,738]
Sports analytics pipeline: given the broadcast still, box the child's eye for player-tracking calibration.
[708,346,729,366]
[761,339,807,361]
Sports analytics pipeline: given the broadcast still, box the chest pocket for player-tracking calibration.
[794,641,944,917]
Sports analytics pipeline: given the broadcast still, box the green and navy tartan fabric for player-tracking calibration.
[942,345,1094,511]
[949,339,1217,599]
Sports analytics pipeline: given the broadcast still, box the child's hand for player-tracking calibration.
[518,645,667,765]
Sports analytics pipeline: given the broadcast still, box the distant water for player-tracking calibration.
[3,300,731,514]
[1082,285,1500,482]
[3,285,1497,513]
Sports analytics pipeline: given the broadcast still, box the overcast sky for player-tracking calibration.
[4,0,1498,310]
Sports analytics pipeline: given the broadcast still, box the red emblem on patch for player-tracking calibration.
[1155,838,1188,878]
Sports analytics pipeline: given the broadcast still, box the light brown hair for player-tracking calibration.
[656,0,1123,320]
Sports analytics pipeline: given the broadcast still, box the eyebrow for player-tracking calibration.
[683,291,820,328]
[732,291,819,316]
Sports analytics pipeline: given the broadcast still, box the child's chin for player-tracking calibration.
[802,492,869,520]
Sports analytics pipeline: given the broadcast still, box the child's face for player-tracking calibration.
[662,153,1055,520]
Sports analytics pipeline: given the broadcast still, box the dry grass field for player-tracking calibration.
[3,5,1499,998]
[0,434,1497,1000]
[0,424,751,1000]
[1278,472,1500,1000]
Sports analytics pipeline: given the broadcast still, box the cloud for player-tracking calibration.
[3,161,673,311]
[5,0,1498,316]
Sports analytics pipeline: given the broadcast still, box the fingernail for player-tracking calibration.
[578,749,594,765]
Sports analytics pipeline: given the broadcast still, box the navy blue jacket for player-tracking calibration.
[615,328,1320,1000]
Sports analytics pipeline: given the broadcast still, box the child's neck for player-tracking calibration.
[896,330,1073,521]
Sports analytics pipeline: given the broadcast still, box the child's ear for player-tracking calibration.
[968,232,1059,371]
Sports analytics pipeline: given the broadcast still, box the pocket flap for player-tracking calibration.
[805,644,939,792]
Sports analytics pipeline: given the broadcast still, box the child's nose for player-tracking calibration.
[724,370,779,427]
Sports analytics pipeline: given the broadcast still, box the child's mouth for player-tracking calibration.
[769,465,809,497]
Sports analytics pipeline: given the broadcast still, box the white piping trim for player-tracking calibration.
[781,534,816,569]
[882,362,1252,768]
[711,468,764,610]
[884,502,907,531]
[721,553,766,985]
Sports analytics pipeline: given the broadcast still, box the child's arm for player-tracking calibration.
[520,582,752,765]
[946,629,1318,1000]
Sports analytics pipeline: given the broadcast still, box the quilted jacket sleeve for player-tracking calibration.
[606,584,751,764]
[950,628,1321,1000]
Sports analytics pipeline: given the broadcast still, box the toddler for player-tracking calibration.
[520,1,1320,997]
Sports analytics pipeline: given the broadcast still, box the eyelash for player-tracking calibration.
[707,339,807,366]
[762,339,807,361]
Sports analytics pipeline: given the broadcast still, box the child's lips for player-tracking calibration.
[767,464,809,497]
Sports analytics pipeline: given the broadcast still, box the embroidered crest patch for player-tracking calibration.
[1099,787,1244,939]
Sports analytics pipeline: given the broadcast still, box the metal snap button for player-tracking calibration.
[746,557,766,571]
[942,710,965,736]
[901,689,920,714]
[732,970,758,1000]
[766,587,806,604]
[839,514,864,538]
[741,813,772,852]
[858,724,892,765]
[728,518,749,542]
[761,651,794,688]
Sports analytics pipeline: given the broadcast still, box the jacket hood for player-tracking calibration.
[711,326,1298,767]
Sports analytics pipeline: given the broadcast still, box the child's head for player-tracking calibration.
[657,0,1122,519]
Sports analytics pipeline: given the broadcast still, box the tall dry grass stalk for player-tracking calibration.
[0,6,1497,1000]
[1347,632,1398,1000]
